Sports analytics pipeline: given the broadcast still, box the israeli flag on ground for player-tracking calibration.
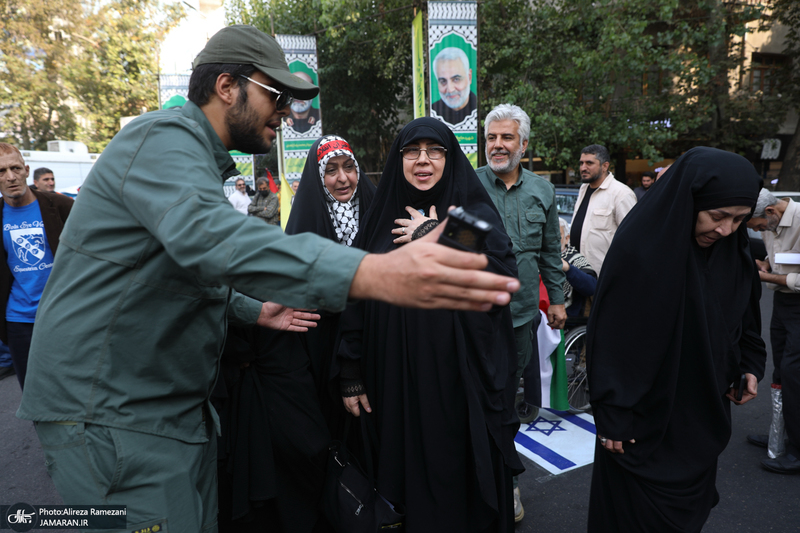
[515,408,596,475]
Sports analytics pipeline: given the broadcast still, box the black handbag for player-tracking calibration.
[322,413,405,532]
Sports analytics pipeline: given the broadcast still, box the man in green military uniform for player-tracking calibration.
[476,104,567,523]
[18,26,519,533]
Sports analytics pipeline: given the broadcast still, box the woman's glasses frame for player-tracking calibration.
[400,146,448,160]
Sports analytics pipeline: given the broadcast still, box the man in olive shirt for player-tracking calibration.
[477,104,566,523]
[18,26,519,532]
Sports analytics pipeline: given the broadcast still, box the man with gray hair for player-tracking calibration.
[569,144,636,274]
[248,176,279,225]
[746,188,800,474]
[476,103,566,522]
[431,47,477,125]
[228,177,250,215]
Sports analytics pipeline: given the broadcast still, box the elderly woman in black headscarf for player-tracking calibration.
[337,117,523,532]
[586,147,767,532]
[286,134,376,428]
[214,135,375,533]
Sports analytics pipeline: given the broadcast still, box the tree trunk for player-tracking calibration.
[777,121,800,191]
[614,151,627,186]
[708,0,729,146]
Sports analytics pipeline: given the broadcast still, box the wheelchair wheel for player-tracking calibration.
[564,325,591,414]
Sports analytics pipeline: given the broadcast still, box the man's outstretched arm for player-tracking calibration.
[349,219,520,312]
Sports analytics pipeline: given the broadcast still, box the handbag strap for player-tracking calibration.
[341,413,379,482]
[359,412,375,481]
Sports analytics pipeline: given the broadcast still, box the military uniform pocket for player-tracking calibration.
[522,211,546,250]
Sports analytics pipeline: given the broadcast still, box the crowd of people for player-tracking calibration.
[0,22,796,533]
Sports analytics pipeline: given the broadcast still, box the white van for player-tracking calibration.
[19,141,100,195]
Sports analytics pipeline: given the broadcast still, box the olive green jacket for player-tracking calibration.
[477,166,565,327]
[18,102,366,443]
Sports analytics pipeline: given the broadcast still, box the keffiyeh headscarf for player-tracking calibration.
[317,135,361,246]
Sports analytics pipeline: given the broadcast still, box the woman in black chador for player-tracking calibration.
[285,134,376,432]
[586,147,767,532]
[337,117,523,532]
[215,135,375,533]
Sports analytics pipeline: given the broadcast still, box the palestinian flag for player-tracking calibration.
[537,278,569,411]
[266,170,278,193]
[537,319,568,411]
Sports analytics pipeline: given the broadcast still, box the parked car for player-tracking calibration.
[748,191,800,260]
[555,185,581,225]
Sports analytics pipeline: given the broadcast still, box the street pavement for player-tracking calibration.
[0,373,68,532]
[0,285,797,532]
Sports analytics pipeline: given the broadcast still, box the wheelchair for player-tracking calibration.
[563,317,590,414]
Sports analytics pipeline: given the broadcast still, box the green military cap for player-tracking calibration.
[193,24,319,101]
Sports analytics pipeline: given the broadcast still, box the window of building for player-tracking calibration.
[751,53,788,94]
[629,65,668,97]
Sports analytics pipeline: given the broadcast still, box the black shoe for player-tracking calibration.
[0,365,15,381]
[761,453,800,475]
[747,434,789,449]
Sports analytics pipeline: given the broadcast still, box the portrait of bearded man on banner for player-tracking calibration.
[431,46,477,127]
[285,71,321,134]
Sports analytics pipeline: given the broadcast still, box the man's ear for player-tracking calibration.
[602,161,610,173]
[214,73,239,106]
[765,205,777,217]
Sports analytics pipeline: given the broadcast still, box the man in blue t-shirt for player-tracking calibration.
[0,144,72,389]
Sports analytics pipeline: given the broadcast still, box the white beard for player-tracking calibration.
[487,146,525,174]
[441,89,469,110]
[291,100,311,114]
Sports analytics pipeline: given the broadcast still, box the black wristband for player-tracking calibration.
[341,379,366,397]
[412,219,440,240]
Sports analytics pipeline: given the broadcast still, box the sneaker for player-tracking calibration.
[0,365,15,381]
[513,487,524,522]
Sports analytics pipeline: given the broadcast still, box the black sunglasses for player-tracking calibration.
[240,75,294,111]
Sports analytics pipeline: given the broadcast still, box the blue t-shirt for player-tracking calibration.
[3,200,55,322]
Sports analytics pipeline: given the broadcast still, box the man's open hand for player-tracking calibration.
[256,302,320,332]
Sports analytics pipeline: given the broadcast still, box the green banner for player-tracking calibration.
[284,139,315,151]
[455,132,478,144]
[276,35,322,186]
[428,1,479,169]
[285,156,307,175]
[235,161,253,177]
[412,12,425,119]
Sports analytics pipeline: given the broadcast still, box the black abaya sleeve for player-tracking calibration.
[737,270,767,381]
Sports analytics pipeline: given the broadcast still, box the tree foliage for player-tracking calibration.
[227,0,415,173]
[0,0,182,152]
[770,0,800,190]
[68,0,183,153]
[0,0,82,150]
[479,0,785,170]
[226,0,789,176]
